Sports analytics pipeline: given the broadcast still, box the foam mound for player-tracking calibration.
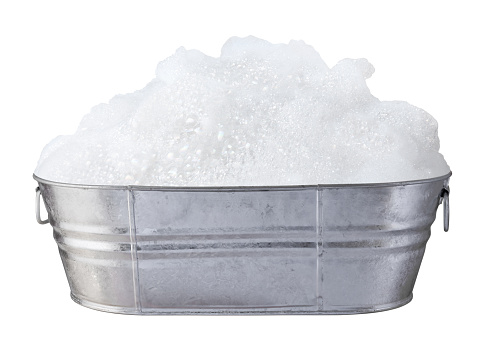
[35,36,449,186]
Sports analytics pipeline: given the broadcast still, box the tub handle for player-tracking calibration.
[35,187,49,225]
[440,186,450,232]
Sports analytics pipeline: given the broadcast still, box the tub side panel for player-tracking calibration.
[39,184,138,311]
[133,189,318,310]
[319,180,444,311]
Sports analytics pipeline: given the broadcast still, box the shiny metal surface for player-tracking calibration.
[34,172,451,314]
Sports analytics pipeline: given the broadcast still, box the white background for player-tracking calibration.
[1,1,484,351]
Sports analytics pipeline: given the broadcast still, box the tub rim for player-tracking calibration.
[33,171,452,192]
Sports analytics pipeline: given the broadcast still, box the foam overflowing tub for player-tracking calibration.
[34,36,451,314]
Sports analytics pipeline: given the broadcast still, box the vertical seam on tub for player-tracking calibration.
[316,187,324,311]
[127,188,142,313]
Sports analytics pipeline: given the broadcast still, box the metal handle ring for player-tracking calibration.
[36,187,49,225]
[440,187,450,232]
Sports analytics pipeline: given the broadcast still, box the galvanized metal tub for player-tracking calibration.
[34,172,451,315]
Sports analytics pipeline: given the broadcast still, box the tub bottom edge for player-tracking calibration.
[70,292,413,315]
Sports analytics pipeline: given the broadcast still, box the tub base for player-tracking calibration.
[71,292,413,315]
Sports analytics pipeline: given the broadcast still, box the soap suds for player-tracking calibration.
[35,36,450,186]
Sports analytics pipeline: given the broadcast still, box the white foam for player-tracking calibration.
[35,36,450,186]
